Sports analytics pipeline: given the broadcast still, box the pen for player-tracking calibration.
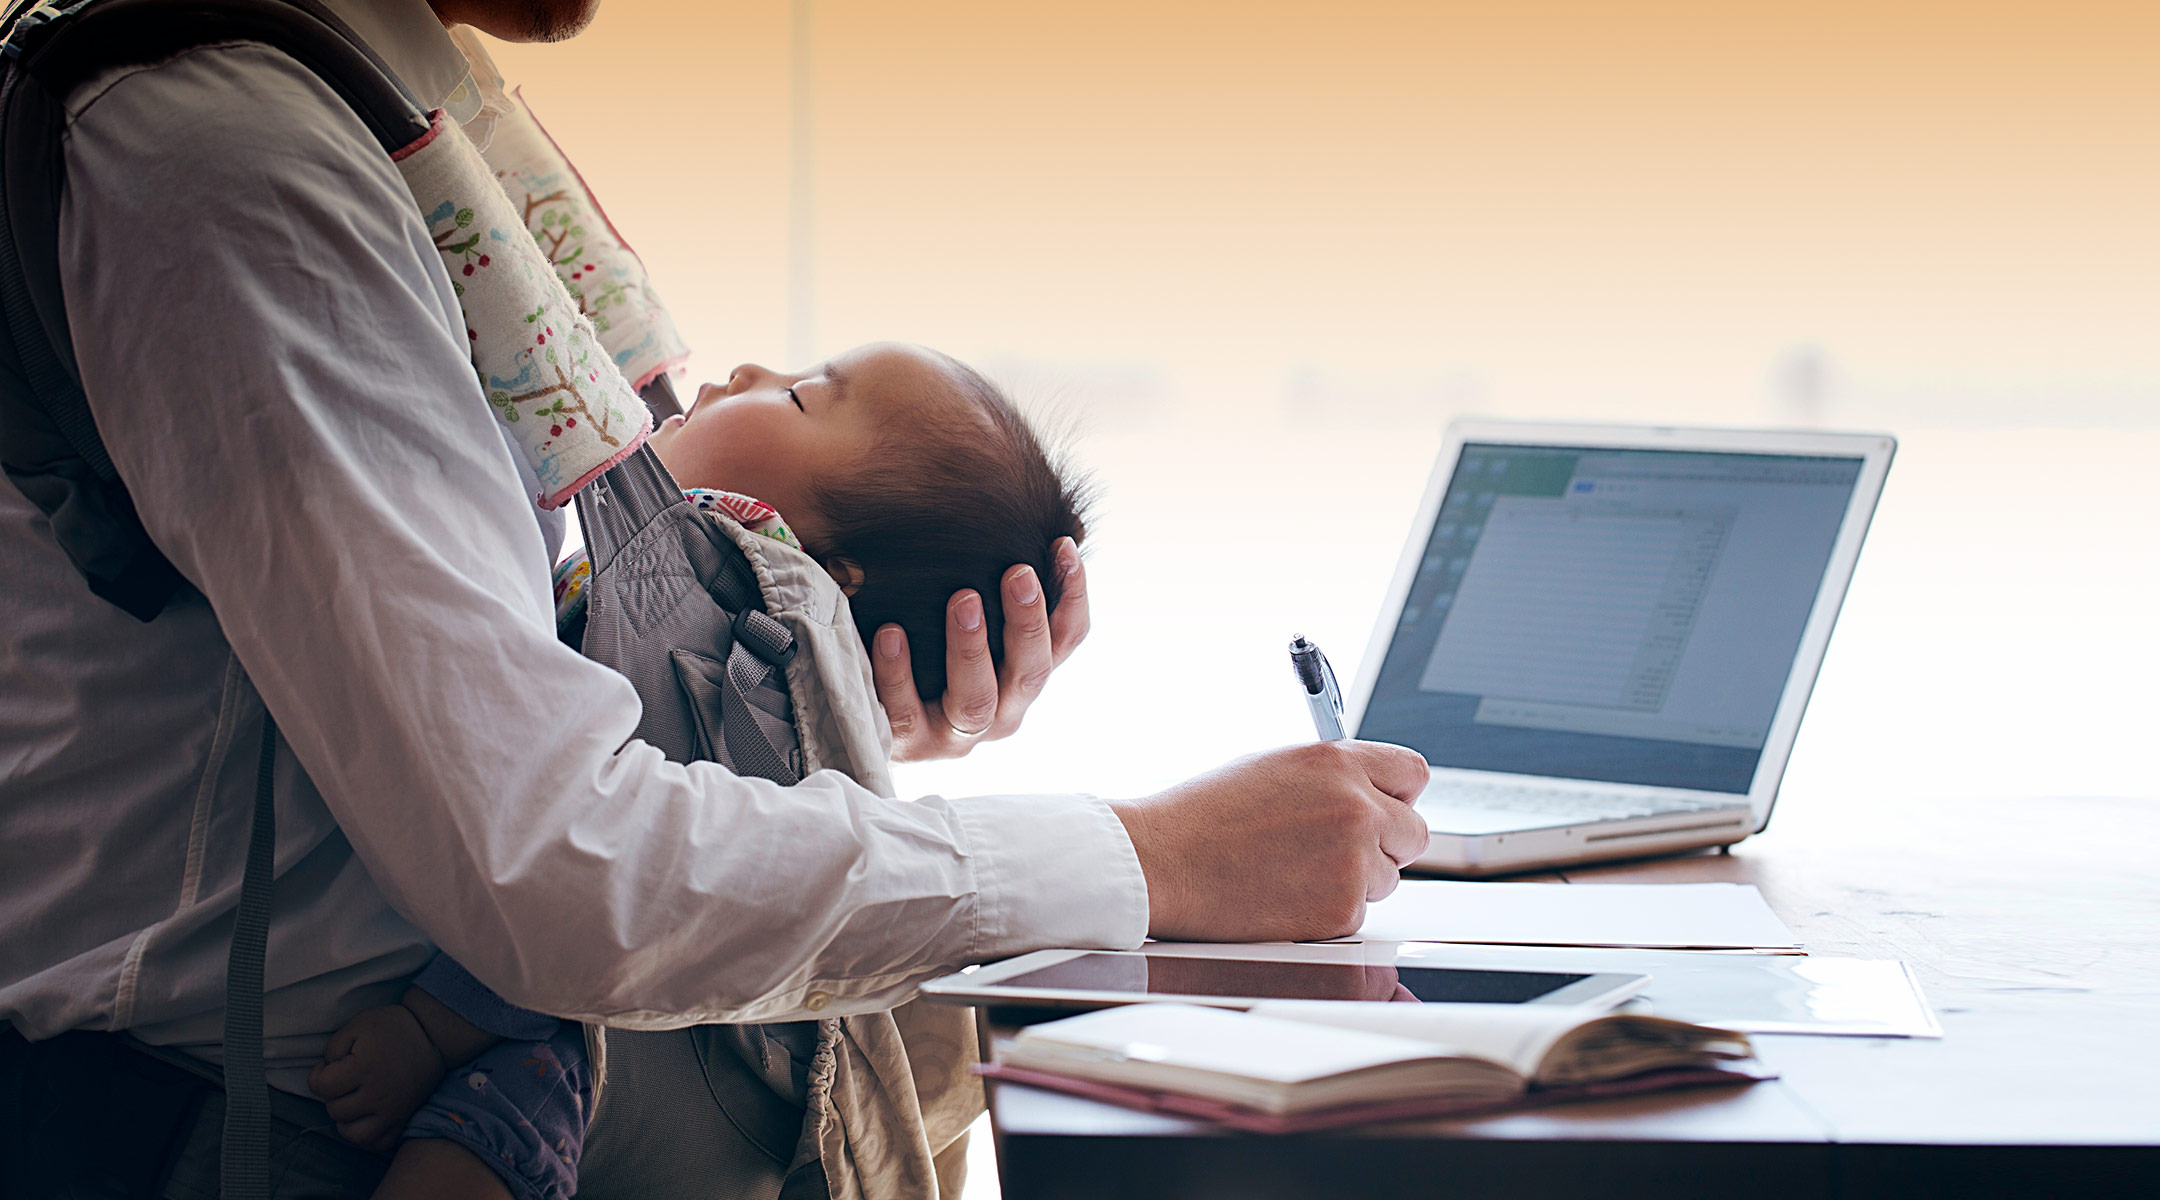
[1288,635,1347,741]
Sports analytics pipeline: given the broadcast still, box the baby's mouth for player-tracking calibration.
[678,383,730,423]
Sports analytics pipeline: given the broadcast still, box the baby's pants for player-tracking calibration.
[404,1021,592,1200]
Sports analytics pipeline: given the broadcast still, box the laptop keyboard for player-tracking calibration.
[1424,782,1740,822]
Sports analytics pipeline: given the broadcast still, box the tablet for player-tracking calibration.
[920,944,1647,1013]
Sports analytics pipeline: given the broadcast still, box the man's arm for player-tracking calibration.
[59,45,1430,1031]
[58,44,1147,1026]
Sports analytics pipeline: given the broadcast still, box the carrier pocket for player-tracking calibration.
[671,647,804,784]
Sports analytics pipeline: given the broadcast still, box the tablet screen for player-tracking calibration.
[1000,953,1588,1004]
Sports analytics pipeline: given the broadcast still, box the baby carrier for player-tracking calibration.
[0,2,977,1196]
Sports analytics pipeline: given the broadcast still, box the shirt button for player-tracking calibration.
[805,991,831,1012]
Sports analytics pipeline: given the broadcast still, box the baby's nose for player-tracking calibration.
[726,363,774,393]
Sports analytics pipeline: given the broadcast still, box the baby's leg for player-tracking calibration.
[372,1139,513,1200]
[375,1023,594,1200]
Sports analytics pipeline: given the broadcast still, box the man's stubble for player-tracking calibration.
[429,0,604,44]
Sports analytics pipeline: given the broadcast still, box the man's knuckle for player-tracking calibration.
[1014,666,1052,696]
[1304,739,1354,771]
[1013,604,1051,634]
[1321,895,1363,938]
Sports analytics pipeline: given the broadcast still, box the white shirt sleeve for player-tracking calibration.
[57,44,1146,1027]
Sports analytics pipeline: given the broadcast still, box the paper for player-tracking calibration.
[1383,943,1942,1038]
[1013,1002,1462,1085]
[1072,942,1940,1038]
[1351,881,1801,950]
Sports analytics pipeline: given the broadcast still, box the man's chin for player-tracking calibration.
[522,0,603,44]
[443,0,604,44]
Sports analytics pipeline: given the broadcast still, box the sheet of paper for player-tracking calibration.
[1380,943,1942,1037]
[1111,942,1941,1037]
[1351,881,1801,950]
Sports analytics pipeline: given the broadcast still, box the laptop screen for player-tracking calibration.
[1357,443,1866,794]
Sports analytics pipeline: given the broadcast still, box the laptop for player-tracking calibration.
[1348,421,1895,876]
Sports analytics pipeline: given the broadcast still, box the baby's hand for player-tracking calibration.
[306,1004,448,1153]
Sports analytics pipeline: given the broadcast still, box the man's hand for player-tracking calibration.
[1109,741,1431,943]
[873,537,1089,762]
[306,1004,447,1153]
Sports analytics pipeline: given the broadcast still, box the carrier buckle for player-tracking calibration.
[731,607,797,667]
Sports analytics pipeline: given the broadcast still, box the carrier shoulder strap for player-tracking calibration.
[0,0,425,619]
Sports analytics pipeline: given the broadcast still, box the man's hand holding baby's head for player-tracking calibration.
[649,342,1092,755]
[871,535,1088,761]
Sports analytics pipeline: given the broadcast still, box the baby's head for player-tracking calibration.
[648,342,1090,701]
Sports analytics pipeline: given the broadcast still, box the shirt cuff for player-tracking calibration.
[949,793,1150,961]
[412,952,563,1042]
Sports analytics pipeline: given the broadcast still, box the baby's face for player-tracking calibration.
[649,342,974,549]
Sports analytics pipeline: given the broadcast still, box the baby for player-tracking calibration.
[307,342,1090,1200]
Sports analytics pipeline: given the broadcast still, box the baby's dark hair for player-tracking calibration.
[807,361,1091,703]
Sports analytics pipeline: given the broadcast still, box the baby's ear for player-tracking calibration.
[822,556,866,597]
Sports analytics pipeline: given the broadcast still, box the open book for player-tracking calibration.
[984,1001,1765,1132]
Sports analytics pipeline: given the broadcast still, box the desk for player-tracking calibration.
[981,790,2160,1198]
[901,427,2160,1196]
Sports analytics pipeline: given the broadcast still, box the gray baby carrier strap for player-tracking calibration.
[573,445,834,1200]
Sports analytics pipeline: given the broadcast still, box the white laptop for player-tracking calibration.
[1348,420,1895,876]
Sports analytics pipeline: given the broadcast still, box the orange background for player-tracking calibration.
[489,3,2158,819]
[489,0,2154,429]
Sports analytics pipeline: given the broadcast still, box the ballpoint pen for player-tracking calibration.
[1287,634,1347,741]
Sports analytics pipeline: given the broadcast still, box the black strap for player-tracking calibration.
[0,0,427,621]
[10,0,427,148]
[219,711,278,1200]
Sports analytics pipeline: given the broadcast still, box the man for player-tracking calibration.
[0,0,1428,1190]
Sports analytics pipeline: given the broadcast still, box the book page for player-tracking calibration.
[1247,1000,1584,1077]
[1248,1001,1751,1083]
[1013,1003,1473,1083]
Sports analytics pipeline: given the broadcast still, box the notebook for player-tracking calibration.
[985,1001,1768,1132]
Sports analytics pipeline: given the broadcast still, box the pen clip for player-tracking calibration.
[1315,652,1341,709]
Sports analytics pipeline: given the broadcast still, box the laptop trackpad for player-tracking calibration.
[1420,805,1578,835]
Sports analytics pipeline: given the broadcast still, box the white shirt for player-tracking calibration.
[0,0,1145,1091]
